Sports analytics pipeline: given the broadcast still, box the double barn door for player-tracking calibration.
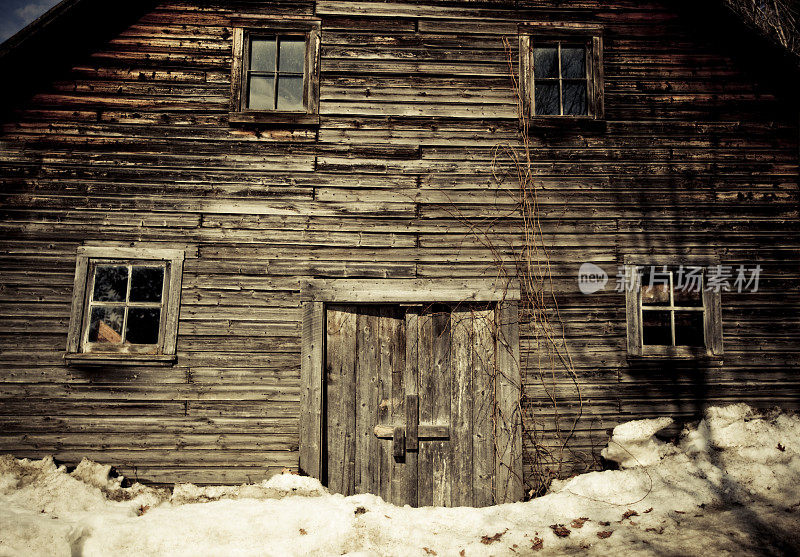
[325,303,499,507]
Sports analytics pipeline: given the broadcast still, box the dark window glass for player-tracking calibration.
[560,47,586,79]
[674,312,705,346]
[535,83,560,115]
[642,311,672,346]
[673,269,704,307]
[130,267,164,303]
[278,37,305,73]
[563,82,587,116]
[93,266,128,302]
[533,47,559,78]
[277,76,304,110]
[126,308,161,344]
[250,38,276,72]
[88,307,124,343]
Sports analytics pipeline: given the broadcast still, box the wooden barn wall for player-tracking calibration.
[0,0,798,486]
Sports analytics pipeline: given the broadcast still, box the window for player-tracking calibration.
[624,258,723,358]
[230,18,320,125]
[65,247,184,365]
[519,24,604,119]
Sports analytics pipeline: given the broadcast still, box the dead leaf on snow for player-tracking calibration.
[423,548,437,555]
[570,518,589,528]
[622,510,638,520]
[531,536,544,550]
[597,531,613,539]
[550,524,571,537]
[480,528,508,544]
[137,505,150,516]
[644,508,653,513]
[299,528,307,535]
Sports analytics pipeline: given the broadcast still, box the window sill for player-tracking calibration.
[228,111,320,126]
[64,353,177,367]
[628,346,723,361]
[524,116,607,132]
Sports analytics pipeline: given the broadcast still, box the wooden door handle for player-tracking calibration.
[392,426,405,460]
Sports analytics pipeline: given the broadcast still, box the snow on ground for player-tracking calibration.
[1,403,799,556]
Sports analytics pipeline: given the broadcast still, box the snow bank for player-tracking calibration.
[2,404,800,556]
[600,416,675,468]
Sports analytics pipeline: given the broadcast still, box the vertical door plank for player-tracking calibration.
[418,307,452,507]
[450,306,474,507]
[355,306,381,496]
[472,306,495,507]
[325,305,357,495]
[496,301,524,503]
[401,308,419,507]
[300,301,324,479]
[378,305,405,503]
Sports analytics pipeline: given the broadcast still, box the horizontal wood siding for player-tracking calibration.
[0,0,798,488]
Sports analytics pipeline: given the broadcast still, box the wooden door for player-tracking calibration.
[325,303,497,507]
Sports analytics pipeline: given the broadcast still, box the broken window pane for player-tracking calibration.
[88,307,124,343]
[250,37,276,72]
[130,267,164,303]
[278,37,305,73]
[248,75,275,110]
[674,311,705,346]
[533,47,559,79]
[126,308,161,344]
[563,82,587,115]
[673,272,704,307]
[93,266,128,302]
[534,82,560,115]
[642,310,671,346]
[641,268,671,306]
[560,47,586,79]
[277,76,304,111]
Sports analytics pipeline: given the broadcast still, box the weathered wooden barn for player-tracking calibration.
[0,0,798,507]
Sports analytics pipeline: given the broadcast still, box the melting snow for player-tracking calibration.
[1,403,799,556]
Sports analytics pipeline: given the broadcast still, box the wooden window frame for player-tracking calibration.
[624,256,723,360]
[229,17,321,126]
[297,278,524,503]
[65,247,185,366]
[519,23,604,120]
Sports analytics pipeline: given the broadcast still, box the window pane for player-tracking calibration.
[561,47,586,78]
[534,82,560,115]
[673,269,704,307]
[278,37,305,74]
[93,266,128,302]
[641,268,671,306]
[248,75,275,110]
[250,37,276,72]
[126,308,161,344]
[674,311,705,347]
[563,82,587,115]
[642,310,672,346]
[130,267,164,303]
[277,76,304,111]
[88,307,124,343]
[533,47,558,78]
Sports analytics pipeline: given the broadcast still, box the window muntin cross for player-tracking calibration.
[532,42,588,116]
[85,262,167,347]
[639,266,706,348]
[246,35,306,111]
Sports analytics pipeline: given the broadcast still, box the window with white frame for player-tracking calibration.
[625,260,723,358]
[65,247,184,365]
